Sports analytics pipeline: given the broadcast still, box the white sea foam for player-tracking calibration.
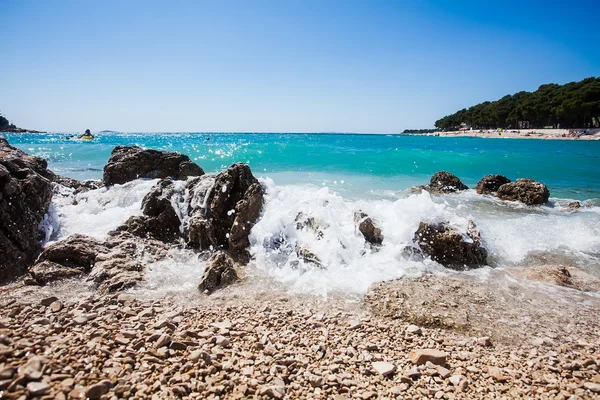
[43,177,600,296]
[43,179,159,243]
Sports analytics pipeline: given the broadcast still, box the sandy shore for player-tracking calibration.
[435,128,600,141]
[1,266,599,399]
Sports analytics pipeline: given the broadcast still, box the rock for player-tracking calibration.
[409,349,448,366]
[372,361,396,376]
[584,382,600,393]
[449,375,465,386]
[413,220,487,269]
[354,211,383,245]
[155,333,172,349]
[39,234,108,271]
[189,350,210,362]
[187,163,262,258]
[406,325,422,335]
[294,245,324,268]
[229,182,264,252]
[26,381,50,396]
[85,381,111,399]
[436,365,451,379]
[487,366,509,382]
[103,145,204,185]
[0,137,54,282]
[119,179,183,242]
[567,201,581,209]
[27,261,82,285]
[477,336,492,347]
[198,252,239,294]
[496,178,550,205]
[117,293,135,303]
[40,296,59,306]
[475,174,511,194]
[426,171,468,194]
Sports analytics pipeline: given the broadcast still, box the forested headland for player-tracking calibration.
[435,77,600,130]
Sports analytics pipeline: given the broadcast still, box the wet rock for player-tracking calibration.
[0,137,54,282]
[508,265,600,292]
[475,174,511,195]
[413,220,487,269]
[120,179,182,242]
[293,245,323,268]
[53,176,103,194]
[409,349,448,366]
[187,163,263,259]
[103,145,204,185]
[198,252,239,294]
[39,234,108,271]
[426,171,468,194]
[497,178,550,205]
[567,201,581,209]
[354,211,383,245]
[27,261,82,285]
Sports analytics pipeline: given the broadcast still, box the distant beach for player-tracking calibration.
[435,128,600,140]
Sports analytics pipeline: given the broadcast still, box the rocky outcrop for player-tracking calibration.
[496,178,550,205]
[187,163,264,260]
[119,179,183,242]
[27,232,169,292]
[475,174,511,195]
[198,252,239,294]
[425,171,468,194]
[413,221,487,269]
[0,137,54,282]
[103,146,204,185]
[354,211,384,245]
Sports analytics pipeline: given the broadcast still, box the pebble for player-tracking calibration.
[372,361,396,376]
[27,381,50,395]
[584,382,600,393]
[41,296,59,306]
[409,349,448,366]
[406,324,422,335]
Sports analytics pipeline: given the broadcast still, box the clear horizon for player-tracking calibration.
[2,0,599,133]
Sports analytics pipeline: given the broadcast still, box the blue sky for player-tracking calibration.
[1,0,598,133]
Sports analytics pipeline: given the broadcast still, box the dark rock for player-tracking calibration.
[293,245,324,268]
[39,233,108,271]
[354,211,383,245]
[198,252,239,294]
[229,182,264,250]
[567,201,581,209]
[496,178,550,205]
[53,176,103,194]
[475,175,511,195]
[119,179,182,242]
[413,220,487,269]
[27,261,82,285]
[187,163,263,257]
[0,137,54,282]
[103,146,204,185]
[426,171,468,194]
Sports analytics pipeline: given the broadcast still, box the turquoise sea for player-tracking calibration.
[4,132,600,201]
[3,132,600,294]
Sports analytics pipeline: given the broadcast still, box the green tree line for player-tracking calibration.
[435,77,600,130]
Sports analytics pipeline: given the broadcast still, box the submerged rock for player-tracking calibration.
[198,252,239,294]
[425,171,468,194]
[0,137,54,282]
[413,220,487,269]
[475,174,511,195]
[103,145,204,185]
[354,211,384,245]
[567,201,581,209]
[496,178,550,205]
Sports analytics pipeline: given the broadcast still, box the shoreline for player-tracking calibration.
[434,128,600,141]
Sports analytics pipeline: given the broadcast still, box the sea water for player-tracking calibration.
[4,132,600,296]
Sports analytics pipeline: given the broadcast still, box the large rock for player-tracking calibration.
[198,252,239,294]
[354,211,383,245]
[496,178,550,205]
[425,171,468,194]
[27,261,82,285]
[103,146,204,185]
[119,179,183,242]
[187,163,263,258]
[413,221,487,269]
[39,233,108,271]
[0,137,54,282]
[475,174,511,195]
